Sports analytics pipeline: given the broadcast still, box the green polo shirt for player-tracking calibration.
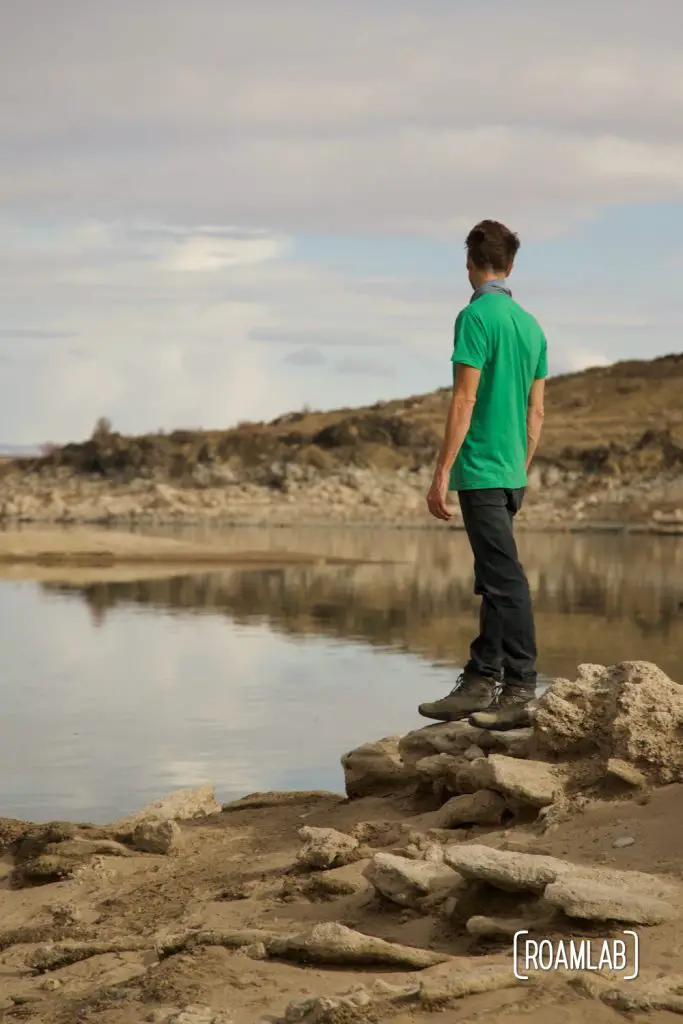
[449,293,548,491]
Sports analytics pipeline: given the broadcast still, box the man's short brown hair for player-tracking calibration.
[466,220,520,272]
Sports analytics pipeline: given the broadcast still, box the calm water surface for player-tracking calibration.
[1,527,682,823]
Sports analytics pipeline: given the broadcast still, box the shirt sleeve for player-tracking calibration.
[535,336,549,379]
[451,310,487,371]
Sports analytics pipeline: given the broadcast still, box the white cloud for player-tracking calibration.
[161,233,289,273]
[2,2,683,234]
[0,1,682,440]
[561,348,612,374]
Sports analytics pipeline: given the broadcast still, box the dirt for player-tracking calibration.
[3,785,683,1024]
[0,354,683,531]
[5,653,683,1024]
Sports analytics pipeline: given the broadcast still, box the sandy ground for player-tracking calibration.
[2,785,683,1024]
[0,529,377,578]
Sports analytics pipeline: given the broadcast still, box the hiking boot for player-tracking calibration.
[469,683,536,731]
[418,672,497,723]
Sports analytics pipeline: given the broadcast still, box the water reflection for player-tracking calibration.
[2,527,681,823]
[43,529,683,681]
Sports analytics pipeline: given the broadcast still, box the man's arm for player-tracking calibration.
[435,364,481,477]
[427,364,481,520]
[526,377,545,471]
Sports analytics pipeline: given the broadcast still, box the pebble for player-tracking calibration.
[612,837,636,849]
[40,978,62,992]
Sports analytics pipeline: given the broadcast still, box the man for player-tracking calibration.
[420,220,547,731]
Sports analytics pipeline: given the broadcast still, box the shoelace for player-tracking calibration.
[448,673,503,698]
[447,672,466,696]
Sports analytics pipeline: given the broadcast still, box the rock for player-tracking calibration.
[422,842,447,863]
[12,852,90,887]
[132,820,182,855]
[241,942,268,960]
[473,755,560,807]
[536,800,574,832]
[58,837,133,858]
[400,843,425,861]
[350,820,414,847]
[10,828,135,885]
[465,915,532,939]
[317,861,372,896]
[399,722,484,767]
[40,978,62,992]
[432,791,507,828]
[544,876,677,925]
[414,753,463,783]
[532,662,683,784]
[12,823,78,862]
[452,760,486,794]
[169,1008,220,1024]
[419,960,523,1006]
[607,759,646,788]
[463,745,485,761]
[372,978,420,999]
[296,827,360,871]
[282,993,369,1023]
[612,836,636,849]
[499,832,543,854]
[443,844,574,892]
[50,902,81,926]
[269,922,451,969]
[146,1012,180,1024]
[364,852,462,908]
[0,818,33,853]
[28,937,150,972]
[222,791,341,813]
[111,785,221,832]
[341,736,415,797]
[283,997,337,1022]
[477,728,533,758]
[285,861,371,901]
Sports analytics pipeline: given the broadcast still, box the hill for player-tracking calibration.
[0,353,682,529]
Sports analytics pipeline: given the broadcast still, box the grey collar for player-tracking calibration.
[470,279,512,303]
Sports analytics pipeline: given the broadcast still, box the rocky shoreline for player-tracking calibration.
[3,661,683,1023]
[0,463,682,534]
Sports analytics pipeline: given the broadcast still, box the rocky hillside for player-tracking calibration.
[13,352,683,482]
[0,353,682,528]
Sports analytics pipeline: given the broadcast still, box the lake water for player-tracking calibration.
[1,526,682,824]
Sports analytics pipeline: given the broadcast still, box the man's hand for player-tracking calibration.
[426,470,452,521]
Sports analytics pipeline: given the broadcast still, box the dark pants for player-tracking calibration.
[458,488,537,688]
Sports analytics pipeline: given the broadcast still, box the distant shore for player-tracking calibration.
[0,460,681,537]
[0,527,375,573]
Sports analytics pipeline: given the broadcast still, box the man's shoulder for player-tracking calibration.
[456,296,545,339]
[507,299,545,336]
[455,303,484,330]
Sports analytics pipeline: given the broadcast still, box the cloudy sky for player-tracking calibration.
[3,0,683,445]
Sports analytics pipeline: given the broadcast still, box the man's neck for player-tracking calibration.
[470,278,511,303]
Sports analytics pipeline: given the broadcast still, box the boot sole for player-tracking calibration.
[418,707,491,723]
[469,715,531,731]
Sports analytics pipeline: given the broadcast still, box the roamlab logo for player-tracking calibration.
[513,931,639,981]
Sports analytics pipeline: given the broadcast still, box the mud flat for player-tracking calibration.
[2,661,683,1022]
[0,528,373,583]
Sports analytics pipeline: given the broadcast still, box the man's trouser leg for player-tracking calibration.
[458,487,537,687]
